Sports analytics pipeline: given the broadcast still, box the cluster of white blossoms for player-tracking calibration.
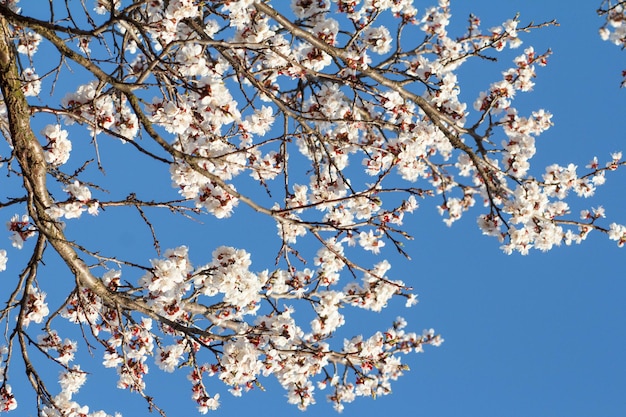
[599,1,626,47]
[61,286,103,325]
[0,0,624,415]
[0,250,6,272]
[0,347,16,412]
[61,81,139,139]
[40,124,72,166]
[46,181,99,220]
[6,214,35,250]
[16,30,41,56]
[598,1,626,86]
[19,68,40,97]
[22,286,49,327]
[39,366,122,417]
[194,246,266,315]
[33,318,121,416]
[20,242,435,414]
[139,246,193,321]
[0,385,16,413]
[37,330,78,366]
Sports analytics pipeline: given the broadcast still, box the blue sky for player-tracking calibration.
[1,1,625,416]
